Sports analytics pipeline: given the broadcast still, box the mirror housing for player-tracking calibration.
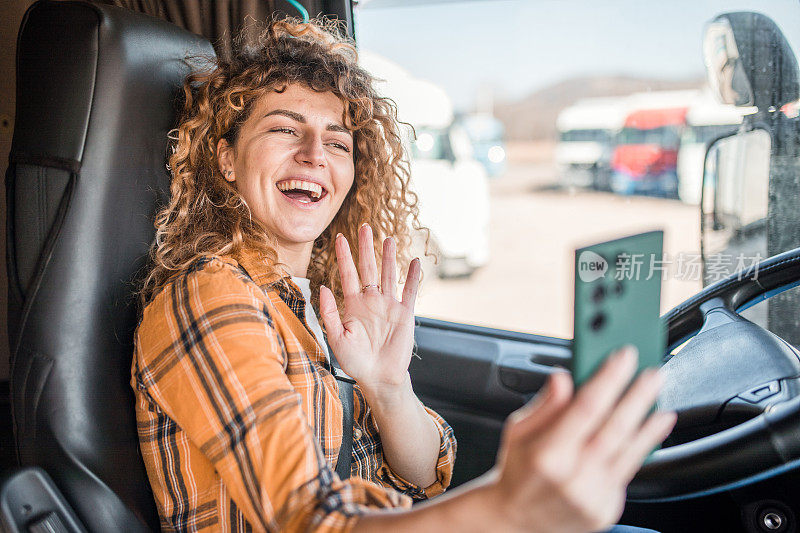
[703,12,799,111]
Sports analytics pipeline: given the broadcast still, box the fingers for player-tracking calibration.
[319,285,345,342]
[401,257,421,310]
[358,224,379,288]
[336,226,411,304]
[381,237,398,298]
[585,367,664,461]
[614,410,677,483]
[551,346,639,446]
[335,233,361,297]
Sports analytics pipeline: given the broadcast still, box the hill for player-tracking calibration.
[494,75,707,141]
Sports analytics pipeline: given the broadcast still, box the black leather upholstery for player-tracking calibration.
[6,2,214,530]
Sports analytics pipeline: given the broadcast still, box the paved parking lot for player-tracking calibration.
[415,160,703,339]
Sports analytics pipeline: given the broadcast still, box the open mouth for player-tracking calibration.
[276,179,328,204]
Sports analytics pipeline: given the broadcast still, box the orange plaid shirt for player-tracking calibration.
[131,248,456,532]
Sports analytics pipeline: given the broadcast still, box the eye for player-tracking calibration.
[270,127,296,135]
[327,141,351,153]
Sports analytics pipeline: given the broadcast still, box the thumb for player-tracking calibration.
[508,372,573,439]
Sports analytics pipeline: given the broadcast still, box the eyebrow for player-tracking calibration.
[263,109,352,136]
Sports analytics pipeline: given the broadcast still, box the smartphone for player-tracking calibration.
[572,231,666,387]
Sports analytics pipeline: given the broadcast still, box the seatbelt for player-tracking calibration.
[330,351,355,480]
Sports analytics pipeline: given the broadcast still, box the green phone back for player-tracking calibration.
[572,231,666,386]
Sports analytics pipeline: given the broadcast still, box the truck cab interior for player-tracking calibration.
[2,1,800,532]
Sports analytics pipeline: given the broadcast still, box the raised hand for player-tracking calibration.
[319,223,421,397]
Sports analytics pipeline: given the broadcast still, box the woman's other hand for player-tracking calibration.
[354,347,677,533]
[319,223,420,401]
[482,346,676,533]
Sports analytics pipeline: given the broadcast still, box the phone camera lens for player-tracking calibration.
[590,313,606,331]
[613,280,624,296]
[592,285,606,303]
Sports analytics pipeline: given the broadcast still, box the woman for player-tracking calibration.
[132,17,676,532]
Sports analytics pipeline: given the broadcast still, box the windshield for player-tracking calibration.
[459,115,504,143]
[410,128,454,161]
[355,0,800,343]
[561,129,610,143]
[618,127,681,147]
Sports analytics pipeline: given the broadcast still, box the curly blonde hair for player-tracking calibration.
[139,16,428,312]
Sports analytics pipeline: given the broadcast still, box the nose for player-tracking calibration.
[295,133,326,168]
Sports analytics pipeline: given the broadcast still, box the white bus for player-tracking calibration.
[555,96,629,189]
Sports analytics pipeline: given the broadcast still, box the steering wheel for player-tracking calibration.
[628,246,800,501]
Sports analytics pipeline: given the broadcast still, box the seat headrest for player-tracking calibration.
[8,1,214,530]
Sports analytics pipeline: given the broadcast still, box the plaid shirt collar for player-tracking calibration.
[231,247,304,309]
[229,247,333,366]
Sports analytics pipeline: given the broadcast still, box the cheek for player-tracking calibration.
[235,148,285,197]
[333,160,355,199]
[250,146,285,175]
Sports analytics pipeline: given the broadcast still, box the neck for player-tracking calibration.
[276,239,313,278]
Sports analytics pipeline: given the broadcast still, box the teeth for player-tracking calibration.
[277,179,323,199]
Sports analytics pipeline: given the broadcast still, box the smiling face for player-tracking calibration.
[217,83,355,262]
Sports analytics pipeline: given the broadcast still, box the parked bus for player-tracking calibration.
[556,96,628,190]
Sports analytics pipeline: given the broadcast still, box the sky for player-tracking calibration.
[354,0,800,110]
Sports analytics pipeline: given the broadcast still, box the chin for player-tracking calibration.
[278,226,328,245]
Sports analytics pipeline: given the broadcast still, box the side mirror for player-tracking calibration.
[703,12,799,111]
[700,129,770,284]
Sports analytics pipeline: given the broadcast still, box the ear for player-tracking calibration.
[217,138,236,182]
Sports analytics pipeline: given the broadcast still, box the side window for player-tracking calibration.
[355,2,800,339]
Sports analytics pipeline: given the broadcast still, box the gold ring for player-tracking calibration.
[361,284,381,293]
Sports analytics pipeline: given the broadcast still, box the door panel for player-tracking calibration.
[411,316,571,487]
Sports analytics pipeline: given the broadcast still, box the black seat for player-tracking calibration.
[5,1,214,530]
